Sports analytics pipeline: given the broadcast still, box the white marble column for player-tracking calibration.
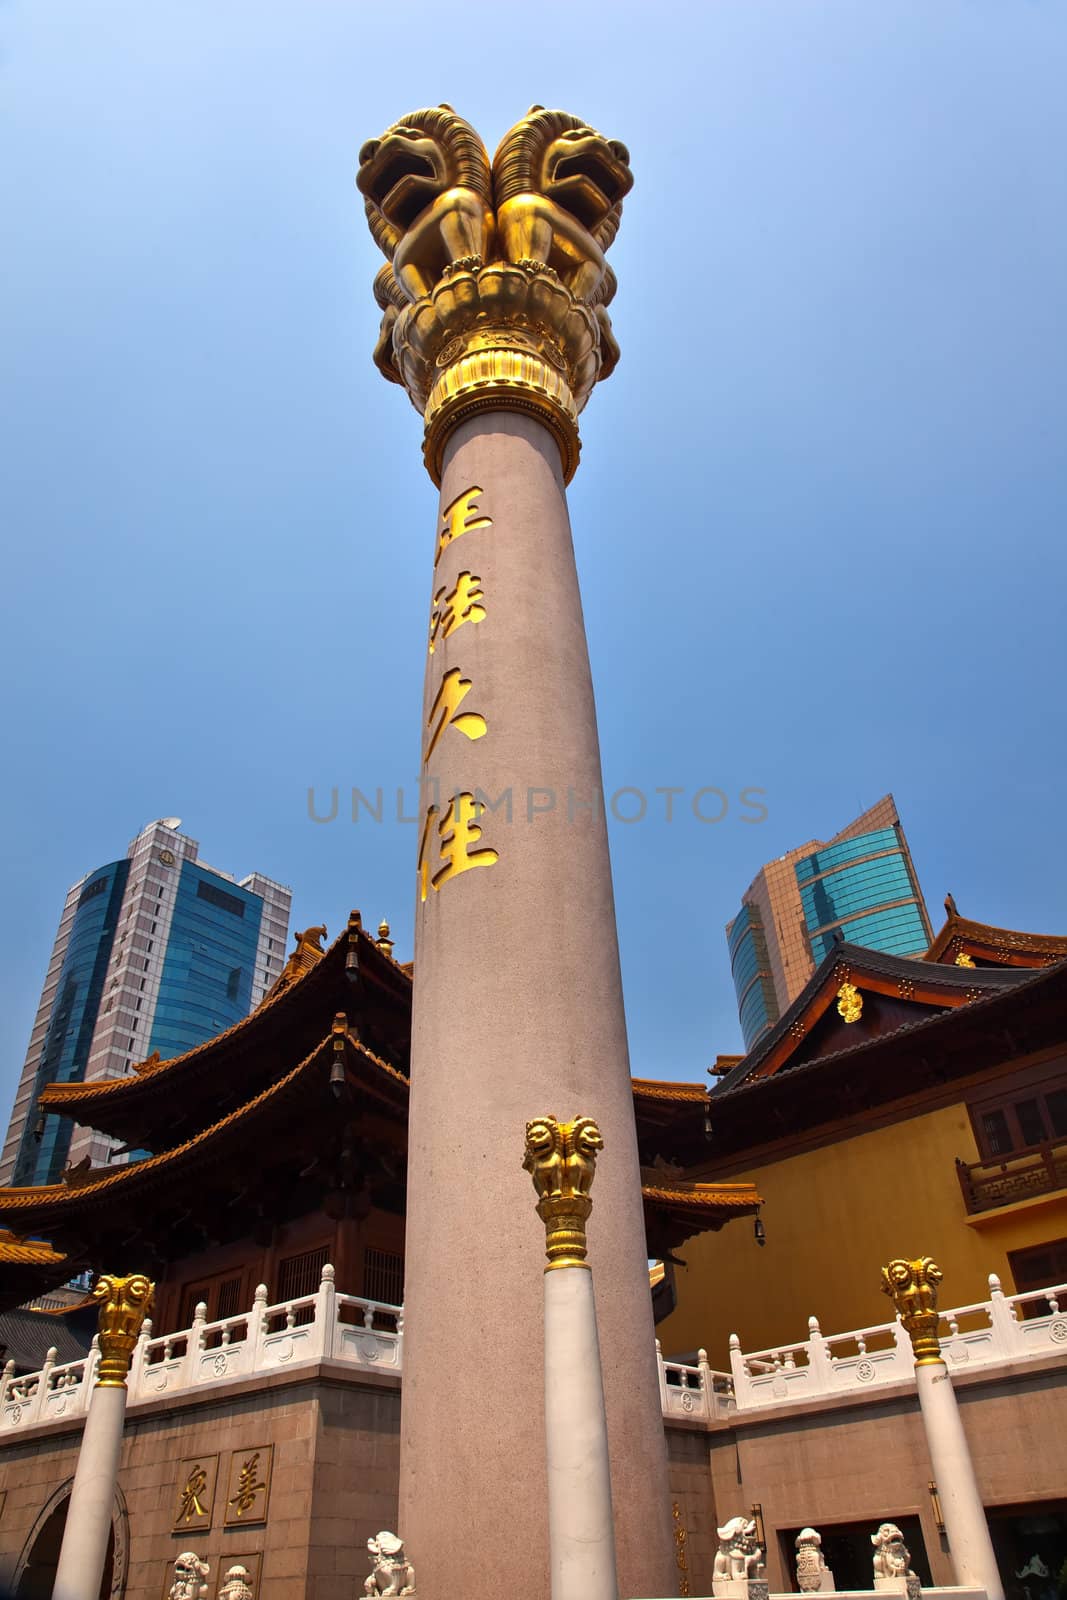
[881,1257,1003,1600]
[52,1383,127,1600]
[916,1361,1004,1600]
[53,1272,152,1600]
[532,1118,619,1600]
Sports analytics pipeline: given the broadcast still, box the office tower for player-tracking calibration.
[726,795,931,1049]
[1,820,291,1184]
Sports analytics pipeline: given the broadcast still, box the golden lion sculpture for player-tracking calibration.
[357,105,494,305]
[358,104,632,406]
[492,106,632,307]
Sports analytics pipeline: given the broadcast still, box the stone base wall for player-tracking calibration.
[666,1424,722,1594]
[706,1358,1067,1593]
[0,1365,400,1600]
[1,1354,1062,1598]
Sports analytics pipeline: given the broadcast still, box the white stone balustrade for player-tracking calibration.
[0,1264,403,1434]
[727,1275,1067,1411]
[656,1341,736,1422]
[2,1269,1063,1437]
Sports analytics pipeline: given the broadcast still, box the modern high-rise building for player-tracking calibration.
[726,795,931,1049]
[1,820,291,1186]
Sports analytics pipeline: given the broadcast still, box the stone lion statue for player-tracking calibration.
[795,1528,831,1593]
[492,106,632,306]
[217,1567,254,1600]
[168,1552,210,1600]
[364,1531,416,1597]
[714,1516,764,1586]
[357,106,494,305]
[872,1523,915,1583]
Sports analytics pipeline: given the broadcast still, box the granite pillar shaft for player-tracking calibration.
[52,1382,125,1600]
[401,411,674,1599]
[916,1361,1004,1600]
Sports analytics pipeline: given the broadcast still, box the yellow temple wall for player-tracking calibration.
[657,1099,1067,1364]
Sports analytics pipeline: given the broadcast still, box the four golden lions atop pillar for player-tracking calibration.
[357,105,633,482]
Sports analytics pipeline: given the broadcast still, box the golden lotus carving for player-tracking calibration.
[836,981,863,1023]
[357,105,632,482]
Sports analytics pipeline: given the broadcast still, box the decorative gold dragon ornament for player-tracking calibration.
[880,1255,944,1366]
[93,1272,154,1387]
[523,1115,604,1270]
[357,105,633,483]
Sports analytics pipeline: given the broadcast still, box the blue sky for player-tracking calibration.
[2,0,1065,1110]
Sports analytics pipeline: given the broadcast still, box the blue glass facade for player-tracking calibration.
[146,862,264,1062]
[727,904,779,1050]
[796,825,929,965]
[14,861,129,1185]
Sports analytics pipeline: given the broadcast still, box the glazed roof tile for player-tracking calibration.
[925,913,1067,964]
[640,1180,760,1210]
[0,1230,65,1266]
[631,1078,709,1104]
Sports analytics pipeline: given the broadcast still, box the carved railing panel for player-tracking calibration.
[956,1138,1067,1214]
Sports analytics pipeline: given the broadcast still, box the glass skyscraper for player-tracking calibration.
[726,795,931,1050]
[1,820,291,1186]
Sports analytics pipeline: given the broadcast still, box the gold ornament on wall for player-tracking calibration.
[672,1502,691,1597]
[836,981,863,1023]
[523,1115,603,1270]
[93,1272,154,1387]
[880,1256,944,1366]
[954,950,976,968]
[357,105,632,483]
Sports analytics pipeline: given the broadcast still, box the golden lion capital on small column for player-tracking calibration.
[880,1256,944,1367]
[523,1115,604,1271]
[357,104,632,484]
[93,1273,154,1387]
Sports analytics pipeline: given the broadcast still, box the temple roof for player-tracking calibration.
[0,1306,94,1373]
[714,939,1036,1093]
[702,958,1067,1164]
[0,1026,410,1271]
[925,900,1067,969]
[641,1173,760,1254]
[0,1229,65,1267]
[37,914,411,1154]
[0,1229,70,1310]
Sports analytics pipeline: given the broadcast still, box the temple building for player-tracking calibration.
[727,795,932,1048]
[649,900,1067,1595]
[0,914,759,1598]
[661,899,1067,1364]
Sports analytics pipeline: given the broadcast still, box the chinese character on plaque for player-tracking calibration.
[223,1444,273,1527]
[171,1455,218,1532]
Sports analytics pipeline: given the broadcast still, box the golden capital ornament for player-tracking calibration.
[93,1272,154,1387]
[357,105,632,483]
[880,1256,943,1366]
[523,1115,603,1270]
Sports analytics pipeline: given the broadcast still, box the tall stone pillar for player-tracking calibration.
[881,1257,1004,1600]
[53,1273,153,1600]
[357,107,675,1599]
